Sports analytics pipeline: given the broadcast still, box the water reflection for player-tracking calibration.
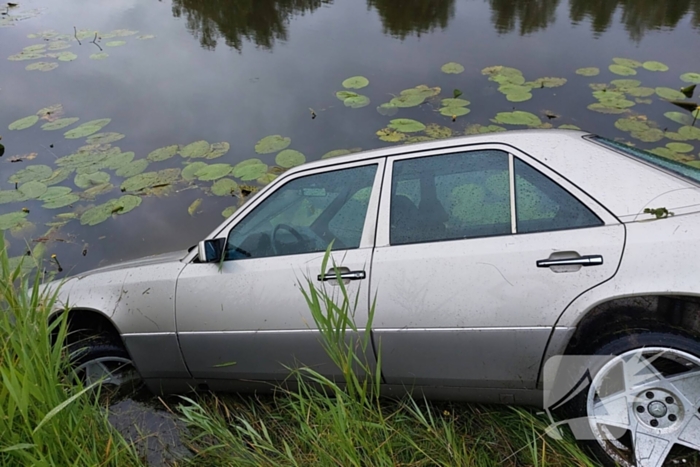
[367,0,455,39]
[171,0,331,50]
[488,0,560,35]
[570,0,700,41]
[171,0,700,50]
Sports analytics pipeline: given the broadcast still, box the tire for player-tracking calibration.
[565,329,700,467]
[68,337,141,393]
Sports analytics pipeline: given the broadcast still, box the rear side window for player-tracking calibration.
[589,136,700,185]
[514,159,603,233]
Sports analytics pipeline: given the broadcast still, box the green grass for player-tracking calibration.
[0,244,595,466]
[0,245,139,466]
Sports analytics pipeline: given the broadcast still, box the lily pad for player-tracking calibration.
[612,58,642,68]
[679,126,700,140]
[276,149,306,168]
[0,190,27,205]
[642,61,668,72]
[8,115,39,131]
[339,93,370,108]
[389,93,425,108]
[25,62,58,72]
[41,117,79,130]
[505,92,532,102]
[23,44,47,52]
[188,198,202,216]
[222,206,237,218]
[207,142,230,159]
[195,163,233,181]
[575,67,600,76]
[376,103,399,116]
[529,77,567,88]
[180,140,211,158]
[631,128,664,143]
[115,159,148,178]
[626,87,655,97]
[8,51,46,61]
[388,118,426,133]
[492,111,542,127]
[439,106,471,116]
[18,181,47,199]
[666,142,694,153]
[80,195,142,226]
[233,161,268,181]
[257,173,278,185]
[110,29,139,37]
[105,41,126,47]
[441,98,470,107]
[47,41,71,51]
[322,149,351,159]
[376,128,406,143]
[43,168,73,186]
[42,193,80,209]
[147,145,179,162]
[614,118,650,132]
[665,111,695,126]
[85,132,124,145]
[609,65,636,76]
[255,135,290,154]
[587,103,628,114]
[342,76,369,89]
[64,118,111,139]
[9,165,53,183]
[559,124,581,130]
[182,162,208,181]
[441,62,464,74]
[680,73,700,84]
[102,151,135,171]
[39,186,72,200]
[0,211,28,230]
[464,124,507,134]
[211,178,238,196]
[137,34,155,40]
[54,51,77,62]
[656,87,686,100]
[121,168,180,192]
[665,132,688,141]
[89,52,109,60]
[610,79,641,89]
[425,124,453,139]
[74,171,110,189]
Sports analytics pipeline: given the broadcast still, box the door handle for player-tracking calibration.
[536,255,604,268]
[317,270,366,281]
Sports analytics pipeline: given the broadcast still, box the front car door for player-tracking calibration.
[175,159,384,388]
[370,145,624,396]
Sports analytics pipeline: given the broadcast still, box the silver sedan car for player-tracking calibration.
[53,130,700,467]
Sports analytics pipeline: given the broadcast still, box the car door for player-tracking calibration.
[175,159,384,386]
[370,145,624,390]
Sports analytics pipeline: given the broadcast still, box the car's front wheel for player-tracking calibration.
[69,338,141,392]
[573,331,700,467]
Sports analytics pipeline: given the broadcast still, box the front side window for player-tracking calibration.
[226,165,377,260]
[390,150,511,245]
[514,158,602,233]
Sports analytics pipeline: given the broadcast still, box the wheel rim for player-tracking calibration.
[74,356,140,388]
[586,347,700,467]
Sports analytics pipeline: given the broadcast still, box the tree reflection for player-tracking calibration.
[488,0,561,35]
[366,0,455,39]
[171,0,331,50]
[569,0,700,40]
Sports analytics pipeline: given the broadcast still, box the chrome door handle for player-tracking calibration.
[317,270,366,281]
[536,255,604,268]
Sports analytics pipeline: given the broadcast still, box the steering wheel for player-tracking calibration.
[271,223,306,255]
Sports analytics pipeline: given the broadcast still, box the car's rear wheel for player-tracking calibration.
[69,338,141,392]
[572,331,700,467]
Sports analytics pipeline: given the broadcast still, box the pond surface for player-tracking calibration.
[1,0,700,276]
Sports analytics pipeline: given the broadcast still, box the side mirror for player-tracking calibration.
[197,238,226,263]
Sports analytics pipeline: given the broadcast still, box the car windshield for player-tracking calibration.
[589,135,700,186]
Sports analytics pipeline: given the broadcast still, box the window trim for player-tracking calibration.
[187,158,385,263]
[375,144,619,248]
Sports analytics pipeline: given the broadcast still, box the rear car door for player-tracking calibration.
[370,145,624,391]
[175,159,383,387]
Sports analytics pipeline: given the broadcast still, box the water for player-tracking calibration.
[1,0,700,276]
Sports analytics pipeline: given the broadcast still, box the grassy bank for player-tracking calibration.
[0,246,595,466]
